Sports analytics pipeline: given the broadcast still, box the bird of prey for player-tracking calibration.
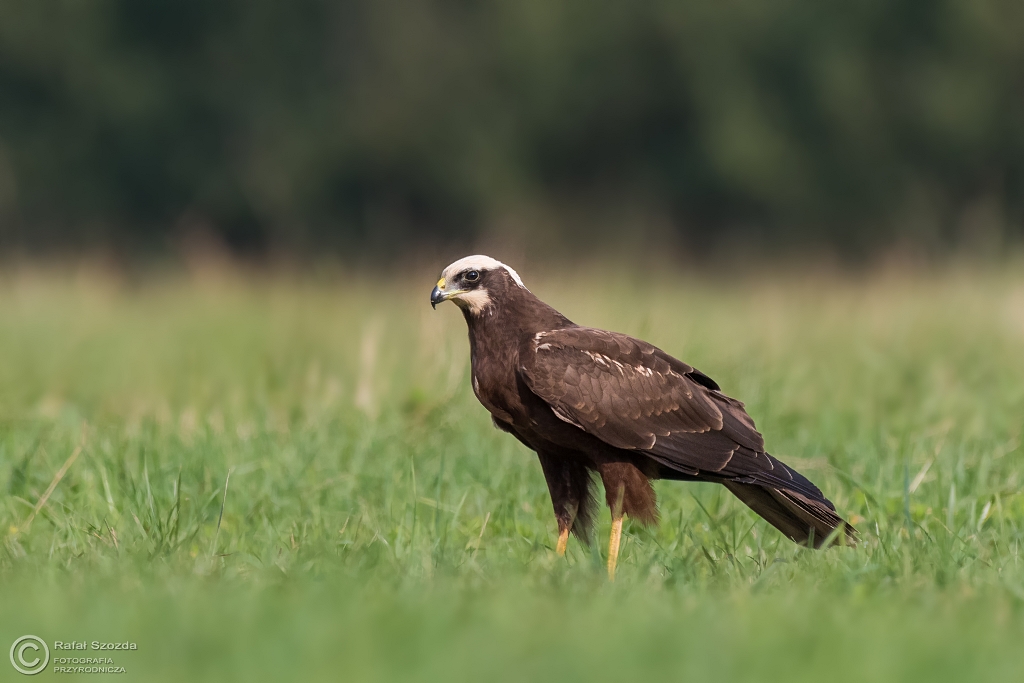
[430,255,855,578]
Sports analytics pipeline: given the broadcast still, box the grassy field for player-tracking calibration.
[2,261,1024,681]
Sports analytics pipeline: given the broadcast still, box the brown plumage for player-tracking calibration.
[431,255,855,576]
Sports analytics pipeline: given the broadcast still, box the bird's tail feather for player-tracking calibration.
[723,481,857,548]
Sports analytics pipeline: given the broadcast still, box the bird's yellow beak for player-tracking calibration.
[430,277,466,309]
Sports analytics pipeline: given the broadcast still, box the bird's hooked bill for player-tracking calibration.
[431,278,466,309]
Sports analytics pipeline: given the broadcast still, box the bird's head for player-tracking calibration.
[430,255,527,315]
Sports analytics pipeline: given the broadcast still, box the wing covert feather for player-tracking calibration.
[520,327,766,474]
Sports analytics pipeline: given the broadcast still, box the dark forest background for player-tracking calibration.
[1,0,1023,259]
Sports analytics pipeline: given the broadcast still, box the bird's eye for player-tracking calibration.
[465,270,480,282]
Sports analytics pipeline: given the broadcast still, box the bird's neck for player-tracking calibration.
[462,288,572,343]
[462,288,572,385]
[462,288,573,421]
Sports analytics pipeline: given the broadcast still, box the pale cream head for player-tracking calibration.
[431,255,528,314]
[439,255,525,288]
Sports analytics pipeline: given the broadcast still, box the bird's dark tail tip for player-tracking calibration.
[723,481,858,548]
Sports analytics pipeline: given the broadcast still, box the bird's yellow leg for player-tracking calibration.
[556,528,569,556]
[607,485,625,580]
[555,504,577,556]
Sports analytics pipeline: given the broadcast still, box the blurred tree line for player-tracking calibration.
[0,0,1022,258]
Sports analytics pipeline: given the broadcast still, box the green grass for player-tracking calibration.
[2,262,1024,681]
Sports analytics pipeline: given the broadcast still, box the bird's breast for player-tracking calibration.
[466,316,531,425]
[471,367,516,424]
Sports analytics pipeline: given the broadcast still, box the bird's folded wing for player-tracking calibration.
[519,327,767,475]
